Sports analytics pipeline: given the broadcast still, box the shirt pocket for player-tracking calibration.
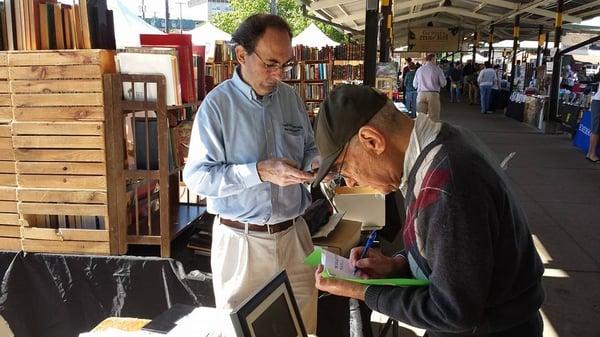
[282,131,304,166]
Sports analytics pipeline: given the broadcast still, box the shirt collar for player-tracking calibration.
[231,66,279,102]
[399,113,442,196]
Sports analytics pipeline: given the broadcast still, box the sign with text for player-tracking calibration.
[407,28,460,52]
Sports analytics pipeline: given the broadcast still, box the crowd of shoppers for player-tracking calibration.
[398,57,506,119]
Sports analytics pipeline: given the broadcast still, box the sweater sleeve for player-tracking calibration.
[365,164,495,334]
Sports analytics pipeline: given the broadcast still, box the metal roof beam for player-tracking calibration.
[333,12,365,24]
[394,6,491,22]
[394,0,439,12]
[527,8,581,23]
[565,0,600,14]
[309,0,357,11]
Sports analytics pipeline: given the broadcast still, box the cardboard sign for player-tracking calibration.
[407,27,460,52]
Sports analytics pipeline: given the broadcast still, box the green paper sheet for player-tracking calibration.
[304,247,430,287]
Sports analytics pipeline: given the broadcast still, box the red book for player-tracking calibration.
[192,45,206,99]
[140,34,196,103]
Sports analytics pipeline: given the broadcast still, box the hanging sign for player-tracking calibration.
[407,27,460,52]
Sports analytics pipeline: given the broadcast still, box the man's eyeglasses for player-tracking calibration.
[332,143,349,184]
[253,51,294,73]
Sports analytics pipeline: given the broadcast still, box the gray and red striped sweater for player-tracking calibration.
[365,124,544,337]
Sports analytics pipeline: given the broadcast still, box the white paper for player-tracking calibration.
[117,52,180,106]
[321,249,356,279]
[168,307,235,337]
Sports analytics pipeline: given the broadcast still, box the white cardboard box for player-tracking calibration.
[333,186,386,231]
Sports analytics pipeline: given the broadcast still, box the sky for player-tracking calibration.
[60,0,206,21]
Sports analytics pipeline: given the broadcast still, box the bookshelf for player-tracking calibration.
[283,59,331,117]
[203,44,366,117]
[105,73,205,258]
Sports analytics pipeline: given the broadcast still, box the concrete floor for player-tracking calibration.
[377,97,600,337]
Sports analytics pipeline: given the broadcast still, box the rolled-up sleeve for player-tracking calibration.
[183,100,262,198]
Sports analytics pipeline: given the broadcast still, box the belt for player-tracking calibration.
[220,218,294,234]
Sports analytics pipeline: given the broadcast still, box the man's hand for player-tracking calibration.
[257,158,316,186]
[349,247,409,279]
[315,265,366,301]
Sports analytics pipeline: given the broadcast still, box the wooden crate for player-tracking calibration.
[0,55,18,250]
[4,50,118,255]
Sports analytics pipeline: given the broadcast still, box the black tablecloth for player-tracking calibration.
[505,100,525,122]
[490,89,510,111]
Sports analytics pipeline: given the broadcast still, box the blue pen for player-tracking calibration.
[353,230,378,275]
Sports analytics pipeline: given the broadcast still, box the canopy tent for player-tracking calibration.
[107,0,164,48]
[292,23,339,48]
[186,22,232,59]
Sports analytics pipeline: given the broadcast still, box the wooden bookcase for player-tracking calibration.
[104,73,205,257]
[284,60,332,117]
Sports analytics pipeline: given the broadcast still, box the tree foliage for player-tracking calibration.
[211,0,347,43]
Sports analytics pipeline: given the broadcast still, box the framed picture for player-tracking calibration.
[230,270,307,337]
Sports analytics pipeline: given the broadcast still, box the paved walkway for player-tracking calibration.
[443,98,600,337]
[376,97,600,337]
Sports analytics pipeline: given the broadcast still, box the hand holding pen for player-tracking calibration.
[352,230,378,276]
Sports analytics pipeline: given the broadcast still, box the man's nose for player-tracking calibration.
[271,68,284,80]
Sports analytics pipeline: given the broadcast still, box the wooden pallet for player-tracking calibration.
[1,50,118,255]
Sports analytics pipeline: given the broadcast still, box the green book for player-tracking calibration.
[304,247,430,287]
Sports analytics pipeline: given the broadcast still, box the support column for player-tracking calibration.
[472,31,478,65]
[509,15,520,90]
[379,0,393,62]
[536,25,544,67]
[364,0,379,87]
[548,0,563,122]
[488,26,494,63]
[165,0,170,33]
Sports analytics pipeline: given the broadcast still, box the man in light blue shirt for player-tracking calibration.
[183,14,318,332]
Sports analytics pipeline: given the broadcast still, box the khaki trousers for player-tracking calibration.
[211,216,318,334]
[416,92,441,121]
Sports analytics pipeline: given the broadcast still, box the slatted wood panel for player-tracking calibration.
[21,239,110,255]
[3,50,117,255]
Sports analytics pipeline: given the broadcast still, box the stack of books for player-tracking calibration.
[1,0,115,51]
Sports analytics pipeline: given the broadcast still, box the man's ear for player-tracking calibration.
[357,125,386,155]
[235,45,246,65]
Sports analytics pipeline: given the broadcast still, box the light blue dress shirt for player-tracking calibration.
[183,68,318,225]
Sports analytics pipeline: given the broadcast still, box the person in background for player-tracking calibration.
[493,64,502,88]
[448,62,463,103]
[587,86,600,163]
[183,14,318,332]
[403,62,418,117]
[413,53,447,121]
[462,60,476,105]
[478,61,498,114]
[311,84,545,337]
[472,63,481,105]
[399,57,413,104]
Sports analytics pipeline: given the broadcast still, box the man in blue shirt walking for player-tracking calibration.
[183,14,319,332]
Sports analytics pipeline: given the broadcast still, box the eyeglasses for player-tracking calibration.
[333,143,349,184]
[253,51,294,73]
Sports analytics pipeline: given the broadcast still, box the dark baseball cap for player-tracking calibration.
[312,84,389,188]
